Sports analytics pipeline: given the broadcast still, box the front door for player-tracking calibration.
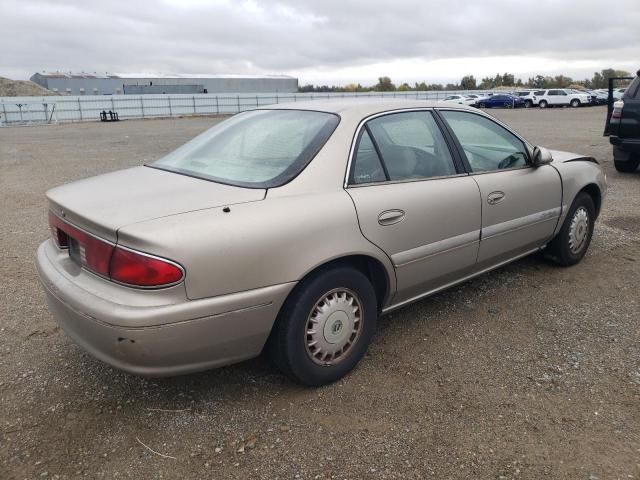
[346,110,482,306]
[438,110,562,269]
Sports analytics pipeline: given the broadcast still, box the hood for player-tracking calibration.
[47,166,265,242]
[548,149,598,164]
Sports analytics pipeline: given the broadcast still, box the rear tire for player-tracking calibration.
[268,266,377,386]
[539,100,548,109]
[545,192,595,266]
[614,155,640,173]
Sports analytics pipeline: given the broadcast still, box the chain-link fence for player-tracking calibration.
[0,90,491,126]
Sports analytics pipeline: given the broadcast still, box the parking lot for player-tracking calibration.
[0,106,638,479]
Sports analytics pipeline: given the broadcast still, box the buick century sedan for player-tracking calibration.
[37,100,606,386]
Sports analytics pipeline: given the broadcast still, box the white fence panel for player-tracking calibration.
[0,90,489,126]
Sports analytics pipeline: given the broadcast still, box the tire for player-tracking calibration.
[614,156,640,173]
[504,101,512,108]
[570,99,581,108]
[539,100,548,109]
[525,100,533,108]
[268,266,377,386]
[545,192,595,266]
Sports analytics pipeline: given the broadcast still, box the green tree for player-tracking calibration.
[398,82,412,91]
[374,76,396,91]
[460,75,477,90]
[502,72,515,86]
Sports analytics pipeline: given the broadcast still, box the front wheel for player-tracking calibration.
[268,266,377,386]
[539,100,548,109]
[545,192,595,266]
[524,100,533,108]
[570,99,581,108]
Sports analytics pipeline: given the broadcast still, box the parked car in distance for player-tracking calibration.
[536,89,590,108]
[37,100,606,386]
[477,94,525,108]
[608,71,640,172]
[585,89,608,105]
[442,94,478,106]
[515,90,539,108]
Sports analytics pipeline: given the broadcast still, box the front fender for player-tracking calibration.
[551,159,607,235]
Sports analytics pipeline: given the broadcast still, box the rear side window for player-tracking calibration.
[623,76,640,99]
[440,111,529,172]
[350,130,387,184]
[349,111,457,184]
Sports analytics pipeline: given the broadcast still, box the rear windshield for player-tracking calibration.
[151,109,340,188]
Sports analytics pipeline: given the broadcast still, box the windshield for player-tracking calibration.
[151,109,340,188]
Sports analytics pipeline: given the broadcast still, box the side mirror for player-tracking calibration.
[532,146,553,166]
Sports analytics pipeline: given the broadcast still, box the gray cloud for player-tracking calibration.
[1,0,638,83]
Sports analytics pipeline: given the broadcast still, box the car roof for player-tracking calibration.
[263,99,478,117]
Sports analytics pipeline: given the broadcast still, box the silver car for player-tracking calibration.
[37,100,606,386]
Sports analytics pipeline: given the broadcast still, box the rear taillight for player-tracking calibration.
[48,211,184,288]
[110,247,184,287]
[611,100,624,120]
[49,211,113,276]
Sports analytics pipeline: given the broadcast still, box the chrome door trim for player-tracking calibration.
[382,246,540,313]
[392,230,480,267]
[482,207,561,240]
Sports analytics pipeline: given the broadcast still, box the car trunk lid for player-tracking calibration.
[47,165,265,242]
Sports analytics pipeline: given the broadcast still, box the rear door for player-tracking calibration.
[346,110,481,306]
[438,110,562,270]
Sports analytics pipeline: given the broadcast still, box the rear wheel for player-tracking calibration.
[268,266,377,386]
[570,99,581,108]
[539,100,548,109]
[614,154,640,172]
[546,192,595,266]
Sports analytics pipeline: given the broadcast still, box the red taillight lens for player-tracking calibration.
[48,211,69,248]
[48,211,184,288]
[49,211,114,276]
[110,247,184,287]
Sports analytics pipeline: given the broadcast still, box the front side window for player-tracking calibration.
[440,111,529,172]
[152,109,339,188]
[353,111,457,182]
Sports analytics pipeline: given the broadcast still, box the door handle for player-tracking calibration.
[378,209,405,226]
[487,191,505,205]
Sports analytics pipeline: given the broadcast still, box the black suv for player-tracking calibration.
[609,70,640,172]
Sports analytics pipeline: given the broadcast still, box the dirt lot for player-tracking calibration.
[0,107,638,479]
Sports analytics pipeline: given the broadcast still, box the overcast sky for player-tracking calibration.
[1,0,638,85]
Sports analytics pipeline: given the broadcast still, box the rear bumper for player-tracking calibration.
[610,136,640,152]
[36,241,295,376]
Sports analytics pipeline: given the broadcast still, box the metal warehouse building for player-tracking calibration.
[29,72,298,95]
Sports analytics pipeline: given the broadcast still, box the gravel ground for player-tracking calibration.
[0,107,638,480]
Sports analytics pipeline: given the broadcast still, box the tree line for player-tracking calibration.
[298,69,633,93]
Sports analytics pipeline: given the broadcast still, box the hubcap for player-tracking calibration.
[568,207,590,254]
[305,288,363,366]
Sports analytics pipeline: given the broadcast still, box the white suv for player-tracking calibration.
[515,90,540,108]
[536,89,590,108]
